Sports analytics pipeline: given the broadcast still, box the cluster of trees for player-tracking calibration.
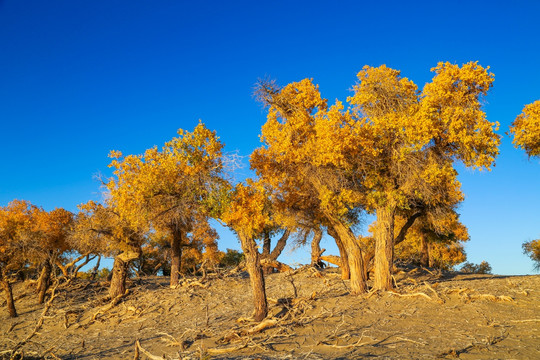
[510,99,540,271]
[1,62,539,321]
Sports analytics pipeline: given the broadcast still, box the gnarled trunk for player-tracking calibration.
[109,250,139,298]
[374,205,396,291]
[327,226,350,280]
[109,257,128,298]
[37,259,52,304]
[310,229,325,268]
[1,270,17,318]
[239,233,267,322]
[329,221,367,294]
[170,228,183,287]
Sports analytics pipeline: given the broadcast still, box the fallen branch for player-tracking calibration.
[321,337,377,349]
[260,259,293,273]
[320,255,341,267]
[510,319,540,323]
[8,280,60,356]
[389,291,432,301]
[134,339,165,360]
[423,281,444,303]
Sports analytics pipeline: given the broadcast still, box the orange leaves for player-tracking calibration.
[510,100,540,157]
[0,201,74,267]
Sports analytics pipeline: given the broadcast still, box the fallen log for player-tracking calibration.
[320,255,342,267]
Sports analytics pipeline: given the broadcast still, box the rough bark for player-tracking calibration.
[109,257,128,299]
[239,233,267,322]
[109,250,139,298]
[37,260,52,304]
[329,220,367,294]
[310,229,325,268]
[170,228,183,287]
[420,234,429,267]
[327,226,350,280]
[373,205,396,291]
[1,270,17,317]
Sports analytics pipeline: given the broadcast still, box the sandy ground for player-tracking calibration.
[1,266,539,359]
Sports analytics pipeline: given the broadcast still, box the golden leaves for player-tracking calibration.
[510,100,540,157]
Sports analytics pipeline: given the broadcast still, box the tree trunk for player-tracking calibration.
[310,229,325,268]
[109,257,128,298]
[90,255,102,280]
[1,270,17,318]
[373,205,396,291]
[170,228,183,287]
[262,230,271,256]
[420,234,429,267]
[329,221,367,294]
[261,230,290,274]
[109,250,139,298]
[327,226,350,280]
[37,260,52,304]
[363,249,375,281]
[239,232,267,322]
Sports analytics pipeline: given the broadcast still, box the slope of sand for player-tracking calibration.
[1,267,539,359]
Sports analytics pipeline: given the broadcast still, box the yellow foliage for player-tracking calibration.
[107,121,226,233]
[510,100,540,157]
[221,181,272,239]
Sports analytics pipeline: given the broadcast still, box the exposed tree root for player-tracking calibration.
[4,280,60,359]
[91,290,129,322]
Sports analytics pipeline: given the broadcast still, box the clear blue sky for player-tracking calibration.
[1,0,539,275]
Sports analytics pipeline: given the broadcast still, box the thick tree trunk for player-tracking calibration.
[109,257,129,299]
[239,233,267,322]
[327,227,350,280]
[1,270,17,318]
[310,229,325,268]
[170,228,183,287]
[37,260,52,304]
[373,205,396,291]
[420,234,429,267]
[329,221,367,294]
[109,250,139,298]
